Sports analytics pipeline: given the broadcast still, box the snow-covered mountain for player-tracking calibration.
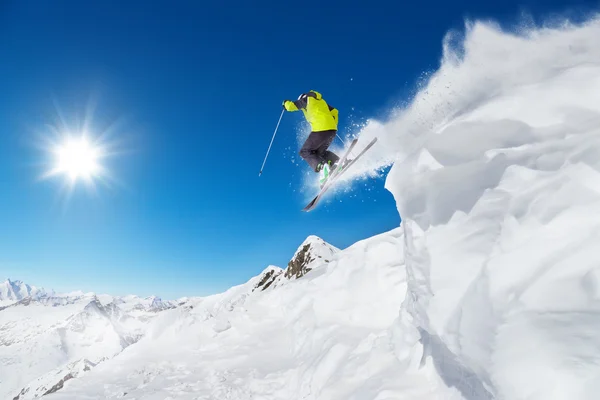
[0,236,340,400]
[0,284,177,400]
[284,235,339,279]
[35,230,409,399]
[253,234,340,292]
[5,15,600,400]
[0,278,51,307]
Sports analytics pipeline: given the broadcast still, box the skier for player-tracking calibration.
[283,90,341,186]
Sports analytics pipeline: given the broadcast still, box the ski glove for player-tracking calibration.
[282,100,300,112]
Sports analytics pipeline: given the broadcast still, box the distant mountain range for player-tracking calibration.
[1,235,340,400]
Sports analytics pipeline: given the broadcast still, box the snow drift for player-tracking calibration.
[375,16,600,400]
[5,14,600,400]
[46,230,413,399]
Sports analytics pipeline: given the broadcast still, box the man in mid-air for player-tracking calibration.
[283,90,341,187]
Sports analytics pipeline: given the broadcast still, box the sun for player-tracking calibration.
[54,136,103,182]
[35,96,125,201]
[44,133,108,188]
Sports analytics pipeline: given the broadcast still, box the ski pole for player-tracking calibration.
[259,108,285,176]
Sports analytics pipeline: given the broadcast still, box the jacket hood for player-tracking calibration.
[309,90,322,100]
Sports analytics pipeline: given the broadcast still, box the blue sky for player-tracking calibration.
[0,0,597,299]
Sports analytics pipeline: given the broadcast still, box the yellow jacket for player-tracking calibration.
[283,90,338,132]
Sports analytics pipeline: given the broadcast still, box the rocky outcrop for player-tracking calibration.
[284,236,339,280]
[253,267,283,292]
[284,244,313,279]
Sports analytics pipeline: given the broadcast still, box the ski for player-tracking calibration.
[325,138,358,184]
[321,138,358,186]
[302,137,378,212]
[301,138,358,212]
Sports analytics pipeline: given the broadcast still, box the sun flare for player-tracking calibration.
[36,97,125,201]
[45,134,107,187]
[55,137,102,181]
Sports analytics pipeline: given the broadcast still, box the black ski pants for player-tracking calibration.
[299,130,340,172]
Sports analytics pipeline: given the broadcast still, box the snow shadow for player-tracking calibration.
[419,328,494,400]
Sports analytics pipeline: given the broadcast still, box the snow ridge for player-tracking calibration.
[45,230,410,399]
[284,235,339,279]
[381,17,600,399]
[0,278,51,306]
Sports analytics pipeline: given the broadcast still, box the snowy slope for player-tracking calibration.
[360,17,600,400]
[0,289,175,400]
[0,278,51,307]
[45,230,430,399]
[12,359,97,400]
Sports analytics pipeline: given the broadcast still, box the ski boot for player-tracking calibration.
[316,160,333,188]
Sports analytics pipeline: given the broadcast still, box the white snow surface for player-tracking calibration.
[0,289,175,400]
[364,16,600,400]
[5,15,600,400]
[0,278,52,306]
[294,235,339,260]
[46,229,417,399]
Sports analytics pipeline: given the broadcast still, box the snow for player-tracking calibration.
[12,359,97,400]
[44,229,419,399]
[4,14,600,400]
[0,291,175,399]
[0,278,52,307]
[379,17,600,400]
[296,235,339,258]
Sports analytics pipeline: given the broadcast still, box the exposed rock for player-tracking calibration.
[285,244,313,279]
[254,267,283,292]
[284,236,339,280]
[12,359,96,400]
[42,372,74,396]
